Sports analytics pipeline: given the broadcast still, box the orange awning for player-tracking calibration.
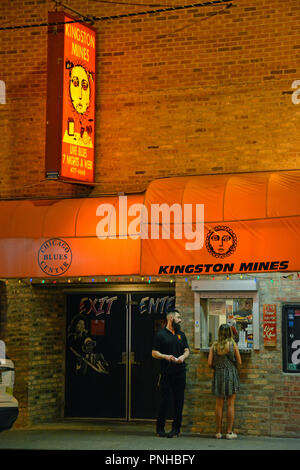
[0,170,299,278]
[140,170,300,276]
[0,194,144,278]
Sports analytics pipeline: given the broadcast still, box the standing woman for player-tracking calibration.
[208,324,242,439]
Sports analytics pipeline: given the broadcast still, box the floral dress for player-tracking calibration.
[212,342,240,397]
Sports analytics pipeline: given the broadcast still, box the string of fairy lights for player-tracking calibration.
[0,0,233,31]
[6,271,300,286]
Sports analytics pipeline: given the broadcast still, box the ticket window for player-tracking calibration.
[200,297,254,350]
[193,280,259,351]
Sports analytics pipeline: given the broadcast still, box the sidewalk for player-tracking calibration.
[0,420,300,451]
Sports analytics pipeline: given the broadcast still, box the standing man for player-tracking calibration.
[152,310,189,438]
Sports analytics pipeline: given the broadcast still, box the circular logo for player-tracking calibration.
[205,225,237,259]
[38,238,72,276]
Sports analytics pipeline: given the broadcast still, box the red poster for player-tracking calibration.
[90,319,105,336]
[263,304,277,347]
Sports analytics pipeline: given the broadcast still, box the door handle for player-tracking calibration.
[117,352,127,365]
[130,352,141,366]
[117,352,141,365]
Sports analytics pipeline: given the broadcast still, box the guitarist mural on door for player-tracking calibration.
[65,293,127,418]
[67,313,109,377]
[66,295,118,376]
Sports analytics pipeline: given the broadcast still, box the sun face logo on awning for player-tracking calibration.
[205,225,237,259]
[38,238,72,276]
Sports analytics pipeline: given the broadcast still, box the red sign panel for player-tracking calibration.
[263,304,277,347]
[45,12,96,184]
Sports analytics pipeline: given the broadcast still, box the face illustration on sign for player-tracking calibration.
[206,226,237,258]
[210,231,233,254]
[69,65,90,115]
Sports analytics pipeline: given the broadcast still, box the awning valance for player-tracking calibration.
[0,194,144,278]
[0,170,299,278]
[140,170,300,276]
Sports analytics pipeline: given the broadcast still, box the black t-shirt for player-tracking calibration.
[153,327,189,374]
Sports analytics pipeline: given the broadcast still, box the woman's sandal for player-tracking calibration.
[215,433,222,439]
[226,432,237,439]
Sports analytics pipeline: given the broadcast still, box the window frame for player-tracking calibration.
[192,280,259,351]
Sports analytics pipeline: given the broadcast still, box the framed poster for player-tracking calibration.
[282,304,300,373]
[45,12,96,184]
[263,304,277,347]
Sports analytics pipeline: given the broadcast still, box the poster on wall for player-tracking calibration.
[45,11,96,184]
[282,304,300,373]
[208,300,226,316]
[263,304,277,347]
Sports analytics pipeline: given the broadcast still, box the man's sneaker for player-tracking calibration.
[167,429,180,438]
[226,432,237,439]
[156,429,167,437]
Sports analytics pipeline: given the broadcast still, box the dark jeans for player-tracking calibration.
[156,371,186,432]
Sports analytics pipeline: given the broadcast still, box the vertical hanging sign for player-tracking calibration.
[45,12,96,184]
[263,304,277,347]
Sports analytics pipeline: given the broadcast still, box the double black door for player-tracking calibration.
[64,288,175,419]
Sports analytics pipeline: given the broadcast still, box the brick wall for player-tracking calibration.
[27,284,65,425]
[0,0,299,199]
[0,281,29,427]
[177,272,300,438]
[0,280,65,427]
